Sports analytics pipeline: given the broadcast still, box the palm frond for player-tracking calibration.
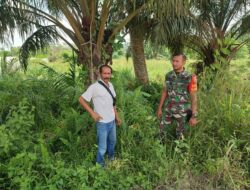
[152,15,194,54]
[0,1,18,43]
[39,62,58,76]
[19,25,59,70]
[44,0,63,18]
[234,14,250,38]
[40,57,77,99]
[0,0,53,43]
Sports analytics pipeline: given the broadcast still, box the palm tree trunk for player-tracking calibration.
[78,46,99,85]
[130,27,149,84]
[203,47,215,70]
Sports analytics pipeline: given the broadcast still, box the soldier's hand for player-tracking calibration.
[91,112,103,122]
[157,109,162,119]
[189,117,199,127]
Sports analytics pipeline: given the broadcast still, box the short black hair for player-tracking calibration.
[99,64,113,73]
[171,53,187,61]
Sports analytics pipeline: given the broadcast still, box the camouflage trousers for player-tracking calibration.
[160,102,190,139]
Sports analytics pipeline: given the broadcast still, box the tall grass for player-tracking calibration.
[0,57,249,189]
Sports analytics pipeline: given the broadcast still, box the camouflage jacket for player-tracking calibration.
[165,70,197,105]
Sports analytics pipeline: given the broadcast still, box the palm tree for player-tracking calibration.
[126,0,153,84]
[126,0,188,84]
[189,0,250,69]
[155,0,250,72]
[0,0,148,83]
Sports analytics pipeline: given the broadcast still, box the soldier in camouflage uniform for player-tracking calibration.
[157,53,198,139]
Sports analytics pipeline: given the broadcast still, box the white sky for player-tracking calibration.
[0,30,23,49]
[0,24,130,50]
[0,18,71,50]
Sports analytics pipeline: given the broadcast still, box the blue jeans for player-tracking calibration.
[96,120,116,167]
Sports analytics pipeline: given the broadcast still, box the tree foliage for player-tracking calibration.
[0,0,150,82]
[152,0,250,71]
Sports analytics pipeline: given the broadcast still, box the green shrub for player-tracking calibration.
[0,60,249,189]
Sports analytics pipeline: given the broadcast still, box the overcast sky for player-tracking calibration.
[0,18,70,50]
[0,30,23,50]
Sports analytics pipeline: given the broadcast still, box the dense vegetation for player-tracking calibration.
[0,0,249,189]
[0,53,249,189]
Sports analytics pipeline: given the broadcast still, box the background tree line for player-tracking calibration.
[0,0,249,84]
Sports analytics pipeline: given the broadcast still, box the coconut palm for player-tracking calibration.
[0,0,148,83]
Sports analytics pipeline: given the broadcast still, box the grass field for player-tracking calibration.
[28,56,250,82]
[1,54,249,189]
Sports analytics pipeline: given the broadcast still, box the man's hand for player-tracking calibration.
[157,87,167,120]
[91,112,103,122]
[115,117,122,127]
[157,109,162,119]
[79,97,102,122]
[189,117,199,127]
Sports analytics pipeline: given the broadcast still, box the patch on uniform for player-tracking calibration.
[188,75,197,92]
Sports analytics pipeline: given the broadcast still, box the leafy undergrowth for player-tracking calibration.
[0,65,249,189]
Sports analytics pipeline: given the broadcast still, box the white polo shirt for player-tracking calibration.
[81,80,116,123]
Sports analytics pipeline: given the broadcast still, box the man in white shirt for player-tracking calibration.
[79,65,121,167]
